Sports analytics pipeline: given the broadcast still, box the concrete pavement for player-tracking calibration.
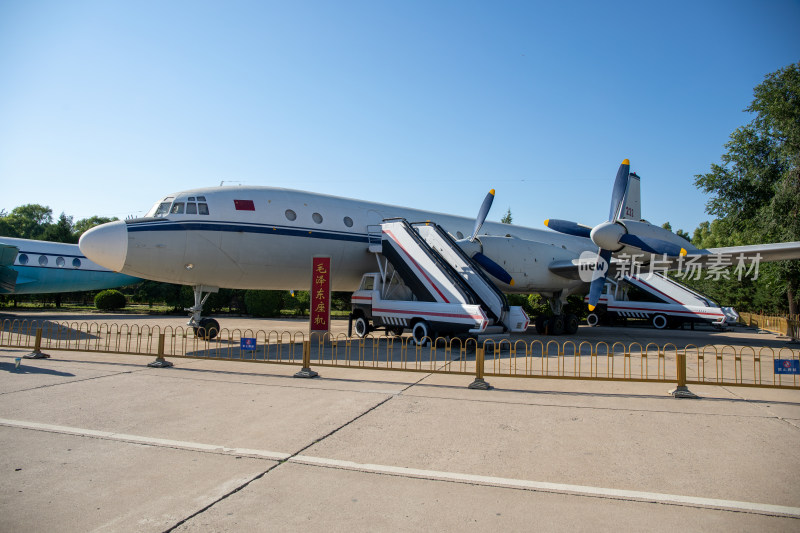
[1,314,799,531]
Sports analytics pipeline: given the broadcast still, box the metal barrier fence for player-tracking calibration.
[2,319,799,393]
[739,312,800,340]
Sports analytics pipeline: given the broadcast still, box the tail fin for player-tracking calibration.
[620,172,641,221]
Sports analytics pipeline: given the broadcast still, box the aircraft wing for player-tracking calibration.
[547,241,800,282]
[704,242,800,262]
[547,258,587,281]
[0,243,19,294]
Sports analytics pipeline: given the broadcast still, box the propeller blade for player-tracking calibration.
[618,234,688,257]
[470,189,495,241]
[608,159,630,222]
[473,252,514,286]
[544,219,593,239]
[587,248,612,311]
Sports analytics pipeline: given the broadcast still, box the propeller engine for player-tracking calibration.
[456,189,515,286]
[545,159,689,310]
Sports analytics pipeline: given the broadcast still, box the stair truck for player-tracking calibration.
[586,272,739,329]
[350,218,529,344]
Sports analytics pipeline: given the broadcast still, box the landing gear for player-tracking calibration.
[534,313,579,335]
[186,285,221,340]
[533,291,580,335]
[195,318,220,340]
[564,313,579,335]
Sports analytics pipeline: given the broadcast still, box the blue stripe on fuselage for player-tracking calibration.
[125,220,371,243]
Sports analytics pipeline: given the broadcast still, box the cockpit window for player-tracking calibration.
[154,202,171,216]
[146,195,210,217]
[147,197,175,218]
[184,199,210,215]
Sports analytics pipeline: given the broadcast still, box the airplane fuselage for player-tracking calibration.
[0,237,141,294]
[80,186,594,294]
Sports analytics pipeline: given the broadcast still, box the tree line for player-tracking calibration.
[2,63,798,316]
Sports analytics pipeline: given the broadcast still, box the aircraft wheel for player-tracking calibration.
[564,313,579,335]
[586,312,600,327]
[353,316,370,338]
[651,314,668,330]
[534,315,547,335]
[550,315,565,335]
[195,318,220,340]
[411,320,432,346]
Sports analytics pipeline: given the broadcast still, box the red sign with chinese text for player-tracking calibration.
[310,256,331,332]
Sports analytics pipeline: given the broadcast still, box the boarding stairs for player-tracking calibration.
[376,218,512,334]
[623,272,717,307]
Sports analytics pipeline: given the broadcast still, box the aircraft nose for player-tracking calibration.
[79,220,128,272]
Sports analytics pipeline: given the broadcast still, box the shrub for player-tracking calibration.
[283,290,310,316]
[244,290,284,318]
[95,289,127,311]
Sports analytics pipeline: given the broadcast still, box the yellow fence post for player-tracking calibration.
[669,350,698,398]
[147,333,173,368]
[24,327,50,359]
[294,340,319,378]
[468,347,491,390]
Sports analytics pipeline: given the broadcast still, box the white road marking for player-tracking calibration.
[0,418,290,461]
[2,417,798,518]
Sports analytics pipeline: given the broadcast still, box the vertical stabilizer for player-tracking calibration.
[620,172,641,221]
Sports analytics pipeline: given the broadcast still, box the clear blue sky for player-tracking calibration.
[1,0,798,236]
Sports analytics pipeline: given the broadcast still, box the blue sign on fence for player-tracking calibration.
[774,359,800,375]
[240,338,257,351]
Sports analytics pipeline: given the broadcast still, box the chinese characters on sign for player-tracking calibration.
[310,256,331,333]
[774,359,800,375]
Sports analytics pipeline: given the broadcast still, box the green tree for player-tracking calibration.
[0,204,53,239]
[73,216,117,238]
[695,63,800,314]
[42,213,77,243]
[661,222,691,243]
[0,210,12,237]
[500,208,512,224]
[244,290,284,317]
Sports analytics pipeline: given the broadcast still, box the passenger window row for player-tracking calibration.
[283,209,354,228]
[17,254,82,268]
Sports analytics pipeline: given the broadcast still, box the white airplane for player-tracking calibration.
[0,237,141,295]
[78,160,800,335]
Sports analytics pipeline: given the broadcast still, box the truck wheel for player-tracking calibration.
[651,314,668,329]
[353,316,370,338]
[411,321,431,346]
[586,312,600,327]
[564,314,579,335]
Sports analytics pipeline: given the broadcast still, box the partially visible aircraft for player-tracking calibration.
[78,159,800,334]
[0,237,141,295]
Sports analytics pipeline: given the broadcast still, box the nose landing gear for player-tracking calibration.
[187,285,221,340]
